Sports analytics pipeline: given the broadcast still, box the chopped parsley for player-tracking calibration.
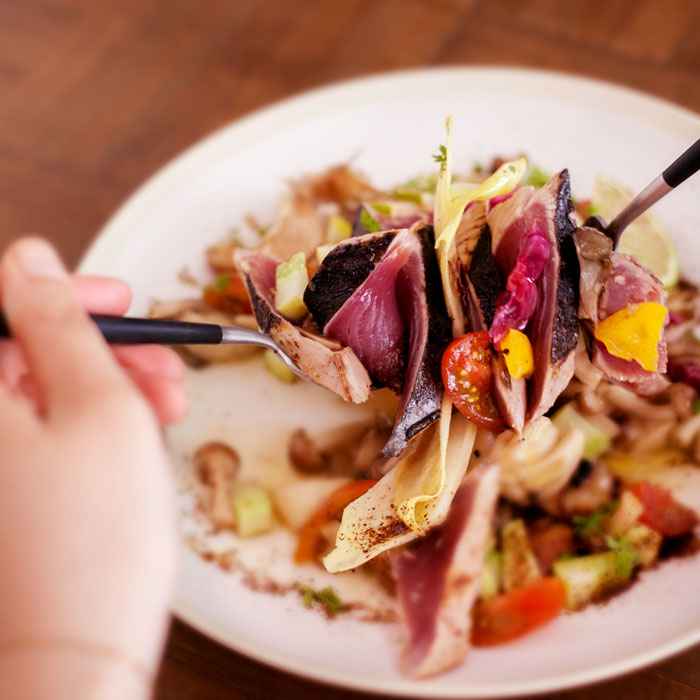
[587,203,600,217]
[299,585,346,617]
[605,535,640,576]
[359,207,382,233]
[433,144,447,164]
[572,500,618,537]
[508,164,516,173]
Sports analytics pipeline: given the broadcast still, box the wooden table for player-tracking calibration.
[2,1,700,697]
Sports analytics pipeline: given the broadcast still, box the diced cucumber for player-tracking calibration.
[230,482,274,538]
[264,349,298,383]
[625,524,662,568]
[326,214,352,243]
[480,549,502,600]
[552,403,610,461]
[275,252,309,321]
[502,519,541,591]
[553,551,630,611]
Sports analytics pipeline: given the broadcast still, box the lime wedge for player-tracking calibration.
[592,175,679,288]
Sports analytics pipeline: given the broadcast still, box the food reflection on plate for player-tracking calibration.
[155,121,700,679]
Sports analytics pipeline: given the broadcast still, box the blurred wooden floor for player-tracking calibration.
[2,0,700,698]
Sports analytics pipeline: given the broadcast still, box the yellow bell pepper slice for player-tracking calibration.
[500,329,534,379]
[594,302,667,372]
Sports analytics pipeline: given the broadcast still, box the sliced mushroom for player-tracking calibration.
[194,442,240,530]
[287,416,393,478]
[288,429,325,473]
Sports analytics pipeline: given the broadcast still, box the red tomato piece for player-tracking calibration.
[472,577,565,647]
[630,481,699,537]
[441,331,504,432]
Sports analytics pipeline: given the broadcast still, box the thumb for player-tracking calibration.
[1,238,129,418]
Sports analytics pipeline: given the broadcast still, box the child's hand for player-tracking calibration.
[0,264,187,425]
[0,238,183,698]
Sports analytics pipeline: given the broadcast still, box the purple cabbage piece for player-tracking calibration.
[489,222,549,346]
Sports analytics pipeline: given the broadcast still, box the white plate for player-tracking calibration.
[79,67,700,697]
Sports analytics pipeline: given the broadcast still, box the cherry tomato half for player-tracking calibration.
[441,331,504,432]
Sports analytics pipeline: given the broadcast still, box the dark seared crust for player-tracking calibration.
[382,224,451,458]
[244,273,280,335]
[466,226,504,329]
[304,230,397,330]
[551,169,580,364]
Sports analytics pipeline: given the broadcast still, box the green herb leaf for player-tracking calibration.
[317,587,344,615]
[693,398,700,415]
[433,144,447,164]
[572,500,618,536]
[604,535,639,576]
[298,585,346,616]
[587,204,600,217]
[508,164,516,173]
[359,207,382,233]
[299,585,315,608]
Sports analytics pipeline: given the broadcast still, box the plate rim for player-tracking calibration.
[79,65,700,697]
[174,589,700,698]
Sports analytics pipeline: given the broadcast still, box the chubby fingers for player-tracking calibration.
[113,345,188,424]
[125,368,188,424]
[72,275,132,315]
[1,238,131,419]
[111,345,184,381]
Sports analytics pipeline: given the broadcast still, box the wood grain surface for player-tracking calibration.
[2,1,700,698]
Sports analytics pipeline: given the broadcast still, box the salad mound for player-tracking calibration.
[158,123,700,679]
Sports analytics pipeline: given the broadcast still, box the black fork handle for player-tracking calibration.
[662,137,700,188]
[0,313,224,345]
